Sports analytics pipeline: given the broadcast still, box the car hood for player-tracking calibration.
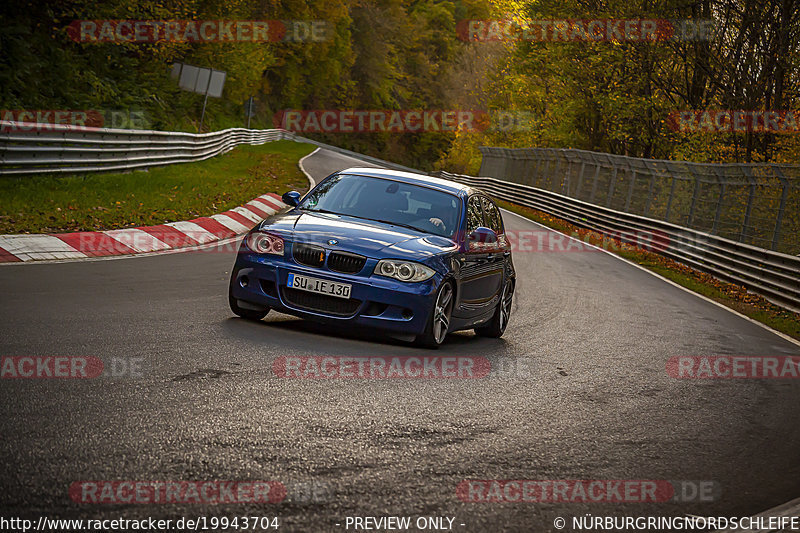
[258,211,457,258]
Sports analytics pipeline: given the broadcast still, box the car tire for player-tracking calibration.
[415,280,455,349]
[474,280,513,338]
[229,292,269,321]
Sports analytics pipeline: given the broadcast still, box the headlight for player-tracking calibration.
[245,232,284,255]
[374,259,435,282]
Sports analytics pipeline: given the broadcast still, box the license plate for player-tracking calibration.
[287,273,352,299]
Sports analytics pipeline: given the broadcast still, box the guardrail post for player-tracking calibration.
[686,165,702,227]
[644,164,656,216]
[665,167,678,223]
[739,167,756,243]
[566,154,576,196]
[564,153,574,195]
[589,155,601,204]
[534,151,545,187]
[712,171,725,235]
[507,150,517,183]
[772,167,789,251]
[505,151,516,182]
[606,160,618,208]
[522,151,534,186]
[57,129,68,170]
[517,149,528,184]
[553,153,562,192]
[576,160,586,200]
[495,149,505,178]
[625,166,636,212]
[502,150,512,179]
[542,153,552,191]
[519,150,531,183]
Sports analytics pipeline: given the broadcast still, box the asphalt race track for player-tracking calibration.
[1,148,800,532]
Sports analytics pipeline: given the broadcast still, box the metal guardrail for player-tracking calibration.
[0,121,419,177]
[479,146,800,255]
[433,170,800,313]
[0,122,291,176]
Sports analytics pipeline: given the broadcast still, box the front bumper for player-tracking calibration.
[229,252,441,336]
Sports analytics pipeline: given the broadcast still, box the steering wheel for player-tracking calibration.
[410,217,446,233]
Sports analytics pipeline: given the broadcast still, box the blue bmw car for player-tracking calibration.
[228,167,514,347]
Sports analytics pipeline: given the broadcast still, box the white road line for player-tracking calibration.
[105,228,169,253]
[165,221,218,244]
[0,234,86,261]
[501,208,800,349]
[298,147,321,189]
[210,214,251,235]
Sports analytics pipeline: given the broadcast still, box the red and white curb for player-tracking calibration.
[0,193,286,263]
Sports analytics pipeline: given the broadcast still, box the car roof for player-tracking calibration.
[337,167,475,197]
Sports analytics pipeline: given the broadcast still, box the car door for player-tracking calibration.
[481,196,509,292]
[456,195,504,319]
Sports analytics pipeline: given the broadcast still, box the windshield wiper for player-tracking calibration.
[302,207,344,216]
[370,219,427,234]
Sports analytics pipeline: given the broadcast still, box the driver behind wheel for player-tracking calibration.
[425,196,458,234]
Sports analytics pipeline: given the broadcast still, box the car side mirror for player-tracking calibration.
[468,226,497,251]
[281,190,301,207]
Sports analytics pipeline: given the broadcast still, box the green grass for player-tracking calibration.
[497,199,800,340]
[0,140,314,234]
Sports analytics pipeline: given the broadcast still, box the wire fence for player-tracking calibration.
[479,147,800,255]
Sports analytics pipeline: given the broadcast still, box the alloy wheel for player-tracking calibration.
[433,283,454,344]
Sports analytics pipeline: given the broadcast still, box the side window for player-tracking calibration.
[482,197,504,235]
[466,196,484,234]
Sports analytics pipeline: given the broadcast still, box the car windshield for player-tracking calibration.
[299,174,461,238]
